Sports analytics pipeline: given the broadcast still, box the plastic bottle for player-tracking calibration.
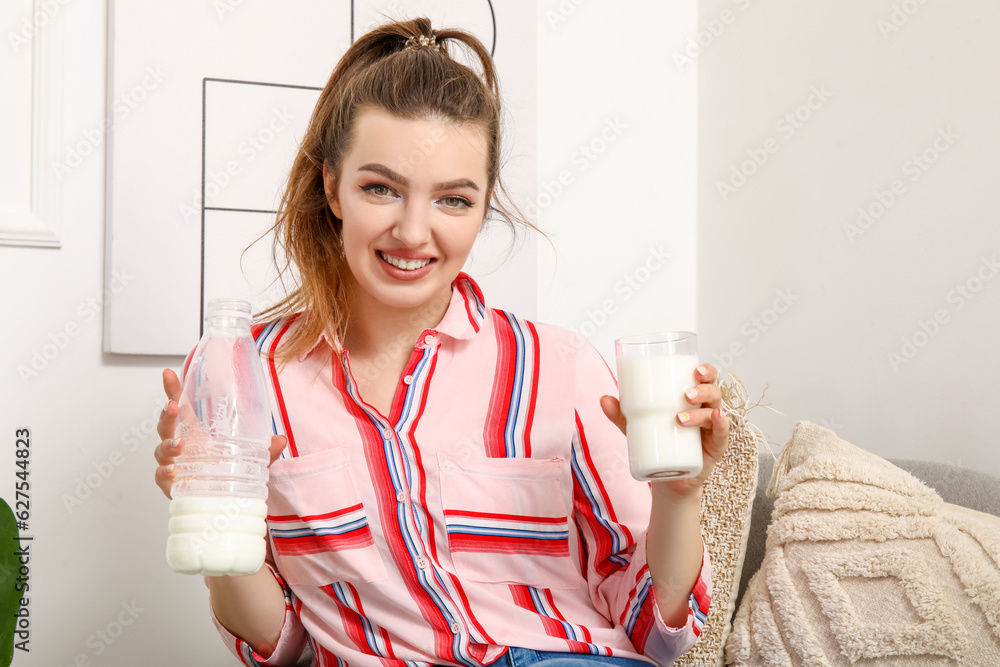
[166,298,271,576]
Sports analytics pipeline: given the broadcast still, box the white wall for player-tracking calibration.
[696,0,1000,475]
[537,1,698,360]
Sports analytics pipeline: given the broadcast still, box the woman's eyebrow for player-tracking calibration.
[358,162,480,191]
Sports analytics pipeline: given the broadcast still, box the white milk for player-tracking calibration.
[166,497,267,576]
[616,353,703,480]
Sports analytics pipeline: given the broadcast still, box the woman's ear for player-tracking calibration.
[322,162,343,219]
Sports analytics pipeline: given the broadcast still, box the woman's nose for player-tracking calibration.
[391,201,432,247]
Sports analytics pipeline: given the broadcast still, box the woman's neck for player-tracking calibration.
[342,286,453,361]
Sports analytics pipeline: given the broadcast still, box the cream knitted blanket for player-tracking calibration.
[725,422,1000,666]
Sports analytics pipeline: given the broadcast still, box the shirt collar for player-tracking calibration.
[296,271,487,361]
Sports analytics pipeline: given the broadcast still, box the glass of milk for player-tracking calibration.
[614,332,703,481]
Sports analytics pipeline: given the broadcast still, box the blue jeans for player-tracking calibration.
[500,647,655,667]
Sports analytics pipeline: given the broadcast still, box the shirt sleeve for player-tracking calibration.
[568,335,713,664]
[207,540,309,667]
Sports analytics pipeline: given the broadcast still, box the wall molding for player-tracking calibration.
[0,0,65,248]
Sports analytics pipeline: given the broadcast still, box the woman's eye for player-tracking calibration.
[362,184,392,197]
[442,196,472,209]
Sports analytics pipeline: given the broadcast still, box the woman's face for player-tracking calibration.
[325,107,490,322]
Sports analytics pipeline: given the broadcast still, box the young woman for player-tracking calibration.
[154,17,729,667]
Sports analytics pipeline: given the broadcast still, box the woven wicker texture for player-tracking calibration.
[673,375,761,667]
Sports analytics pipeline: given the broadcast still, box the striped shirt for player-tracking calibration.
[209,272,712,667]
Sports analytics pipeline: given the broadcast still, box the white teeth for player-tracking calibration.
[379,251,431,271]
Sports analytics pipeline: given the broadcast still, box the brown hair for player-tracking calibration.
[254,17,533,366]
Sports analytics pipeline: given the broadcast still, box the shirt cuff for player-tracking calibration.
[206,564,308,666]
[652,540,713,636]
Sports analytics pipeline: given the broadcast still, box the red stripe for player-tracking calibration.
[268,504,364,523]
[523,321,541,458]
[509,585,589,653]
[543,588,594,652]
[456,271,483,333]
[410,354,497,649]
[388,349,423,425]
[323,584,400,667]
[339,360,458,663]
[449,533,570,557]
[272,529,375,555]
[266,315,300,457]
[444,509,568,524]
[485,310,516,458]
[572,411,633,578]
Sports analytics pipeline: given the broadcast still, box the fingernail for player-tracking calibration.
[170,438,180,448]
[165,464,175,473]
[685,388,698,401]
[696,365,708,377]
[678,412,691,423]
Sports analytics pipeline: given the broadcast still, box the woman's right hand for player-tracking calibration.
[153,368,288,499]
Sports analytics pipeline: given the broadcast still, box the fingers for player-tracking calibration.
[599,395,627,435]
[153,437,183,465]
[162,368,182,401]
[695,363,719,385]
[267,435,288,467]
[157,399,178,442]
[153,436,183,499]
[158,368,183,441]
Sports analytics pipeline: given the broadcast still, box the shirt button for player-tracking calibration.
[416,557,429,569]
[450,622,462,634]
[382,427,393,439]
[396,490,406,503]
[403,374,413,385]
[423,334,435,346]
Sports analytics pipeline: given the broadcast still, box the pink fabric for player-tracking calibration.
[211,273,712,666]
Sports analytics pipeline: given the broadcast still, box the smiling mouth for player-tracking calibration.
[378,251,433,271]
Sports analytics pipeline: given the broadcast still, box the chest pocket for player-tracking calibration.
[437,453,580,589]
[267,447,387,586]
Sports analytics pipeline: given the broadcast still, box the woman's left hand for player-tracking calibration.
[601,363,730,500]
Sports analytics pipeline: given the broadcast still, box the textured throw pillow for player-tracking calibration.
[725,421,1000,666]
[673,375,760,667]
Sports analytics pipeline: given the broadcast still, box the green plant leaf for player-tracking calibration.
[0,498,19,667]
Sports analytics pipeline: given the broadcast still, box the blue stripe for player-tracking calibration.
[272,519,369,538]
[331,582,385,658]
[446,526,568,540]
[462,276,486,319]
[569,446,628,568]
[691,592,707,624]
[625,575,652,635]
[528,586,606,654]
[253,320,284,457]
[348,370,478,667]
[502,311,526,458]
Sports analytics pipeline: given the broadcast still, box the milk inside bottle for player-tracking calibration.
[166,299,271,576]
